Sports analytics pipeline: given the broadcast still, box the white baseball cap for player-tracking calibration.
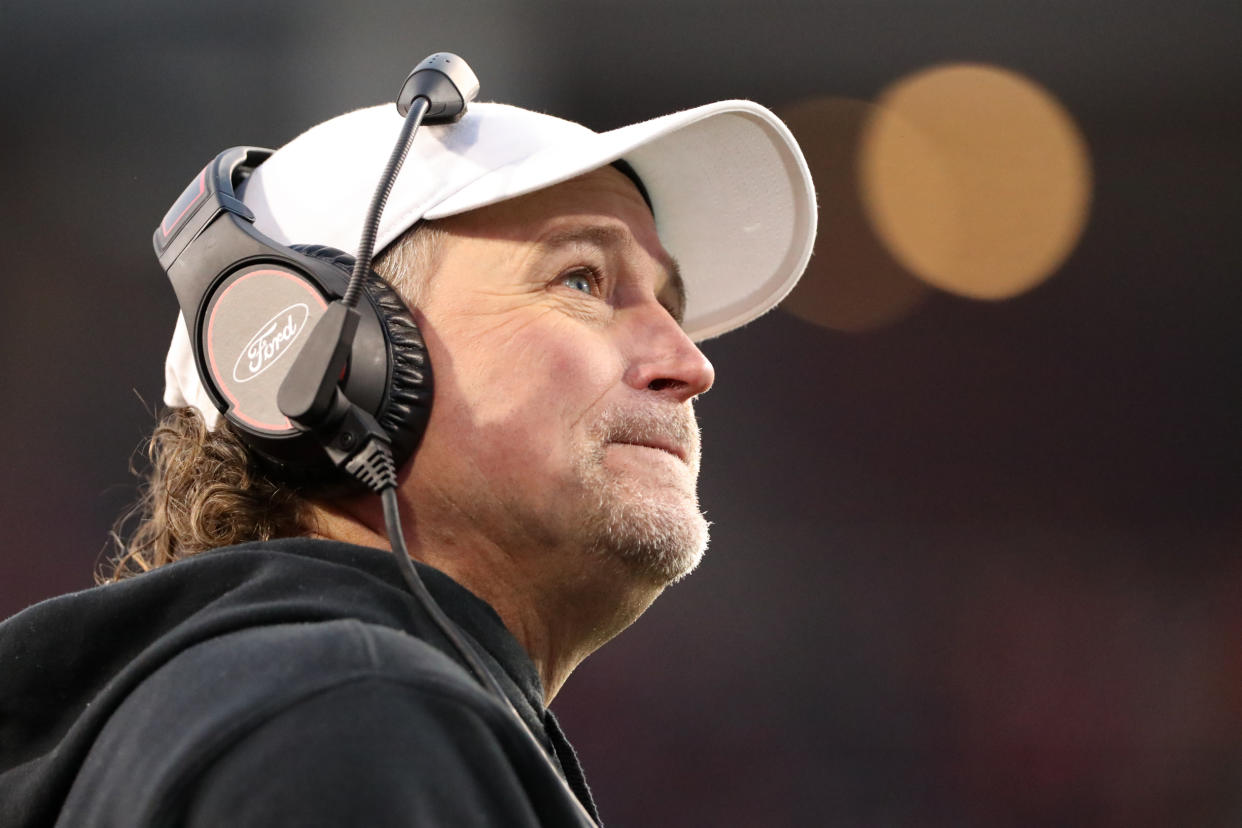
[165,99,817,426]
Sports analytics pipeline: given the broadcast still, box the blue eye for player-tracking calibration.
[561,270,595,294]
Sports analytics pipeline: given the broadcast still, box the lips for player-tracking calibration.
[595,405,700,471]
[610,438,688,464]
[601,409,700,469]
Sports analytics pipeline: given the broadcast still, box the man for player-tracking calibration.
[0,76,815,825]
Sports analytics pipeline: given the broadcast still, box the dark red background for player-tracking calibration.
[3,2,1240,825]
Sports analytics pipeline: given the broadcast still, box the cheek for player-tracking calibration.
[511,320,623,418]
[538,336,621,403]
[425,316,623,469]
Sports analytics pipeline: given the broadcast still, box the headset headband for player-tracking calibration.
[155,147,278,328]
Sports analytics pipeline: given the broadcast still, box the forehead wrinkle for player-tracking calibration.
[536,224,687,324]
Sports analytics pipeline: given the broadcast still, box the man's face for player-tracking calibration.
[404,166,716,585]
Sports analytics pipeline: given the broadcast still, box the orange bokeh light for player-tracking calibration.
[860,63,1093,300]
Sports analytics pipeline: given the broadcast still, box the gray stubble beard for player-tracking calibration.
[574,405,710,585]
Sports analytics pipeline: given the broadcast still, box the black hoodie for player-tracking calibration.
[0,539,600,826]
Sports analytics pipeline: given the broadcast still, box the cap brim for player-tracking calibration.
[421,100,817,341]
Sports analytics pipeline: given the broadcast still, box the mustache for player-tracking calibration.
[593,405,701,467]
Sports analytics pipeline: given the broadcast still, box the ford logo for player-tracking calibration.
[233,303,311,383]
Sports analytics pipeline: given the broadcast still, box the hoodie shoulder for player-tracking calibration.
[58,618,501,827]
[0,540,463,828]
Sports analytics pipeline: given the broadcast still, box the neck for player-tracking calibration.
[307,496,664,702]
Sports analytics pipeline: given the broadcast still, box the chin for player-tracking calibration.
[580,478,710,585]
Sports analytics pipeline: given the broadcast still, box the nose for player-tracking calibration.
[622,303,716,402]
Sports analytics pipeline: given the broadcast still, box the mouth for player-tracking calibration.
[598,406,699,469]
[609,439,688,464]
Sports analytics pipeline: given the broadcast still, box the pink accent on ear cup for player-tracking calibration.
[159,168,207,239]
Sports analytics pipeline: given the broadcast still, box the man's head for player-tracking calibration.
[132,97,814,589]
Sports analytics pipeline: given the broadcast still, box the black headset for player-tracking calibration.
[152,53,480,492]
[153,146,431,490]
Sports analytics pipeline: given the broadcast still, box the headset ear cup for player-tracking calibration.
[289,244,433,473]
[359,263,434,467]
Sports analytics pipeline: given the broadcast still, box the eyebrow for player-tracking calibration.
[537,225,687,324]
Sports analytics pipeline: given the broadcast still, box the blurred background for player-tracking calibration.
[3,0,1240,824]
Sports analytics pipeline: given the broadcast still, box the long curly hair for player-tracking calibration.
[100,223,445,582]
[102,408,313,580]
